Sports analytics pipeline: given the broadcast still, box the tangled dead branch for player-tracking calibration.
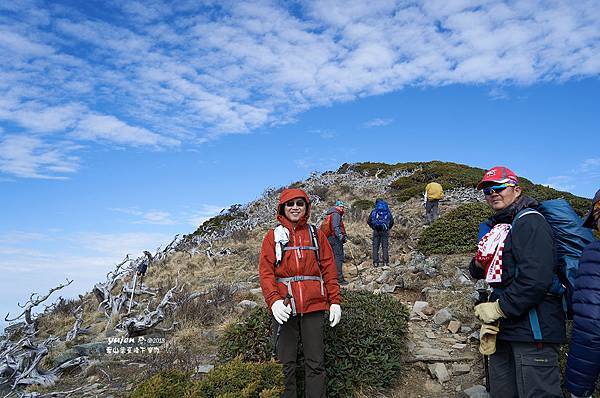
[5,280,73,336]
[118,282,180,337]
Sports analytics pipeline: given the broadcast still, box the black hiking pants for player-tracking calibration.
[425,199,439,224]
[327,236,345,281]
[372,230,390,264]
[489,340,562,398]
[273,311,326,398]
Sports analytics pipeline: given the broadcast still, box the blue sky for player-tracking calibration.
[1,0,599,328]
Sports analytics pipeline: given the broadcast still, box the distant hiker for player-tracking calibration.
[321,200,348,285]
[424,182,444,224]
[136,250,152,277]
[259,188,341,398]
[367,198,394,267]
[565,189,600,398]
[469,166,565,397]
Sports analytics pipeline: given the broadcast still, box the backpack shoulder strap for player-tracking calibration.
[512,208,543,227]
[510,207,547,341]
[308,224,321,266]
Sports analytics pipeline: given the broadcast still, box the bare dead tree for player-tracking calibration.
[118,282,180,337]
[0,336,87,391]
[64,306,90,342]
[5,280,73,336]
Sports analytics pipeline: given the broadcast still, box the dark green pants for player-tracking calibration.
[274,311,326,398]
[489,340,562,398]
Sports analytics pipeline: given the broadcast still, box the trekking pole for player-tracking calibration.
[346,241,362,284]
[273,294,292,358]
[127,272,138,314]
[484,354,490,392]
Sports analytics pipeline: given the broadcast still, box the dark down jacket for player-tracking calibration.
[565,240,600,397]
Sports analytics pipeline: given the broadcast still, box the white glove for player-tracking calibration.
[329,304,341,327]
[271,299,291,325]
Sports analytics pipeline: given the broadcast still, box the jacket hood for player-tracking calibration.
[277,188,310,226]
[488,195,539,225]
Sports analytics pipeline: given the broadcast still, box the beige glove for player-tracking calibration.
[479,322,500,355]
[474,300,505,324]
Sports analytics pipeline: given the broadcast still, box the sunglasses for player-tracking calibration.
[285,200,306,207]
[483,183,516,196]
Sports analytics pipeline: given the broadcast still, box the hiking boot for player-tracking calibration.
[338,279,349,286]
[383,262,389,267]
[373,262,380,267]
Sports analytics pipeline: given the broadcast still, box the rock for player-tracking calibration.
[433,308,452,325]
[238,300,258,309]
[412,301,430,313]
[447,320,462,334]
[442,279,453,289]
[380,284,396,293]
[428,362,450,383]
[195,364,214,374]
[249,288,262,295]
[414,347,451,359]
[452,343,467,350]
[426,331,436,339]
[469,331,480,342]
[452,363,471,375]
[461,326,473,334]
[420,306,433,316]
[464,385,490,398]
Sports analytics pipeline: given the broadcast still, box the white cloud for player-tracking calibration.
[580,158,600,174]
[73,114,180,148]
[0,0,598,177]
[0,135,80,179]
[364,118,393,127]
[545,175,576,192]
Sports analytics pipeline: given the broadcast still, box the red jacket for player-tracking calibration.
[259,188,341,314]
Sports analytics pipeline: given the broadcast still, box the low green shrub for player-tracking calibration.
[390,161,484,202]
[519,178,591,216]
[418,202,493,255]
[129,369,192,398]
[185,358,283,398]
[218,290,410,397]
[129,360,283,398]
[351,199,375,211]
[192,204,245,236]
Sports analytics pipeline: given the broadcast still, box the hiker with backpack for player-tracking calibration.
[424,181,444,224]
[258,188,341,398]
[321,200,348,285]
[367,198,394,267]
[469,166,566,397]
[565,189,600,398]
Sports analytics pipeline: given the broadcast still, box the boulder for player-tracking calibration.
[464,385,490,398]
[412,301,430,313]
[428,362,450,383]
[433,308,452,325]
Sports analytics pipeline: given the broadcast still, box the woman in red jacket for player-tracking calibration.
[259,188,341,398]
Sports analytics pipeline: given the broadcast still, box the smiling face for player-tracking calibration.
[283,197,306,225]
[483,183,522,212]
